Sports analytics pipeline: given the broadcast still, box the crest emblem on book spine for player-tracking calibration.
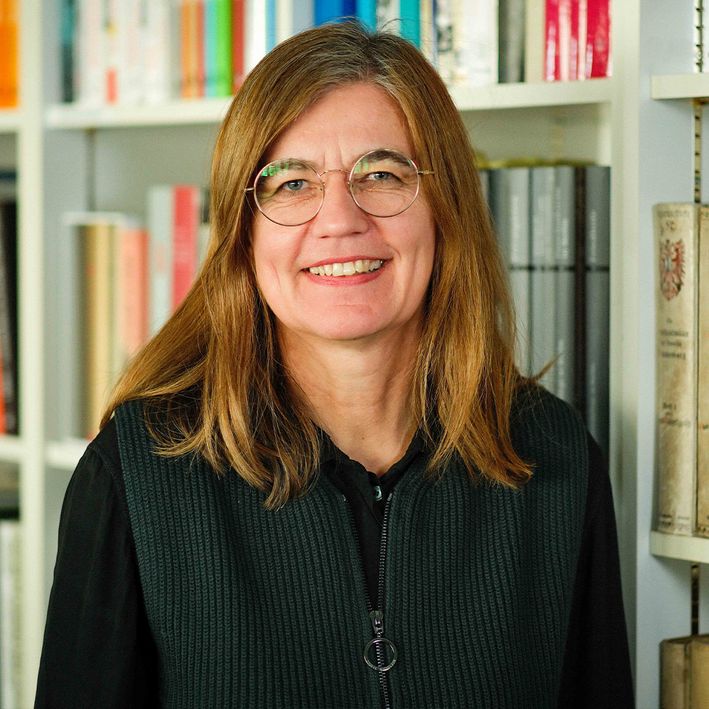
[659,236,685,301]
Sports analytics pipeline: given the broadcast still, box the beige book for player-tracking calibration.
[661,636,691,709]
[524,0,545,82]
[690,636,709,708]
[80,220,116,440]
[697,206,709,536]
[654,204,699,535]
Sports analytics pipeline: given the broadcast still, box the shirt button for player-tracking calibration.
[373,485,383,502]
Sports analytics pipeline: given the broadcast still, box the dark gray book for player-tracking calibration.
[498,0,526,83]
[584,165,611,454]
[530,166,557,392]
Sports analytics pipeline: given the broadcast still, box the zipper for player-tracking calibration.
[341,492,397,709]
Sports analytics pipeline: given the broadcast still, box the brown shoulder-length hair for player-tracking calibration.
[103,19,533,507]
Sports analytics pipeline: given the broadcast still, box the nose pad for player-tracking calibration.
[313,169,368,232]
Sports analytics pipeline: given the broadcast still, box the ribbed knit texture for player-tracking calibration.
[116,389,588,709]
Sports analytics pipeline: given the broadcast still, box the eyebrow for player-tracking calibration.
[264,149,411,173]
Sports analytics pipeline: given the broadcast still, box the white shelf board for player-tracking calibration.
[650,530,709,564]
[46,97,233,129]
[46,438,89,471]
[651,73,709,100]
[0,435,24,463]
[451,78,613,111]
[0,108,22,134]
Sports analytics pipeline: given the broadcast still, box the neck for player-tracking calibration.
[281,329,420,475]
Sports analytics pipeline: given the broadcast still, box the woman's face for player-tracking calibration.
[251,82,436,347]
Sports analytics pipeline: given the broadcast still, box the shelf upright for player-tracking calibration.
[17,0,46,706]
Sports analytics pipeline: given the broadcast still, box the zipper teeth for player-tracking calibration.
[340,493,394,709]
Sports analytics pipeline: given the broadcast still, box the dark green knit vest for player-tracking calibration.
[116,390,588,709]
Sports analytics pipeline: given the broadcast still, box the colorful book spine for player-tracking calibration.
[356,0,376,30]
[399,0,420,46]
[585,0,610,78]
[172,186,201,310]
[0,0,18,108]
[60,0,78,103]
[214,0,233,94]
[204,0,218,96]
[232,0,246,88]
[315,0,356,25]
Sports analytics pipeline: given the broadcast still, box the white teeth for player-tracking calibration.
[308,259,384,277]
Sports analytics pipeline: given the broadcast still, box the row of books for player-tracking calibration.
[67,185,209,439]
[59,0,612,107]
[661,634,709,708]
[653,203,709,538]
[0,0,18,108]
[482,162,611,453]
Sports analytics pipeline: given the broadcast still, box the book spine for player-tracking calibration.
[195,0,206,96]
[144,0,172,103]
[0,0,18,108]
[79,0,105,105]
[419,0,437,66]
[557,0,571,81]
[585,0,610,78]
[148,187,174,336]
[435,0,455,84]
[266,0,276,49]
[60,0,78,103]
[660,636,691,709]
[530,166,557,391]
[0,520,21,709]
[498,0,526,83]
[576,0,588,79]
[0,201,17,435]
[80,220,115,439]
[584,165,610,453]
[215,0,233,95]
[524,0,545,82]
[452,0,498,87]
[553,165,576,404]
[544,0,560,81]
[399,0,420,46]
[232,0,245,88]
[653,203,698,536]
[203,0,217,96]
[695,206,709,536]
[356,0,377,30]
[246,0,267,72]
[690,636,709,708]
[172,186,200,310]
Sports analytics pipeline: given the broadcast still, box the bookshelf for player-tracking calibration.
[5,1,705,708]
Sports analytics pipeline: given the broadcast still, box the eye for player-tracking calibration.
[367,171,397,182]
[281,179,307,192]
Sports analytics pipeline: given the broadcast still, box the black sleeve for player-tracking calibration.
[556,434,635,708]
[34,420,160,709]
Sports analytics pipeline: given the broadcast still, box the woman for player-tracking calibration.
[36,20,633,709]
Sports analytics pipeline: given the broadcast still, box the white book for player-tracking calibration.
[377,0,400,31]
[452,0,498,87]
[419,0,437,66]
[435,0,455,83]
[276,0,313,44]
[144,0,173,103]
[246,0,268,72]
[78,0,105,105]
[524,0,545,82]
[148,186,174,336]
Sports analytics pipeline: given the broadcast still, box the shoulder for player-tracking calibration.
[511,384,587,457]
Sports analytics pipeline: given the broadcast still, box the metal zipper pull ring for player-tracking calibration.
[364,637,398,672]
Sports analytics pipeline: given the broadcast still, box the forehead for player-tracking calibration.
[264,82,414,163]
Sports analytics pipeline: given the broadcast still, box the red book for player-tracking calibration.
[117,224,149,362]
[544,0,560,81]
[172,186,200,311]
[585,0,610,78]
[232,0,245,90]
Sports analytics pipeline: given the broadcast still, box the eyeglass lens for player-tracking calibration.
[253,149,421,226]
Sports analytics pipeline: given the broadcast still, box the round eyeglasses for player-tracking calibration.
[245,149,434,226]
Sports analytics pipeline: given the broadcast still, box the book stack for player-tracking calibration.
[66,185,208,439]
[653,203,709,539]
[484,162,610,452]
[0,0,18,108]
[661,634,709,708]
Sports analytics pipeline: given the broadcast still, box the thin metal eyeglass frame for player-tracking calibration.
[244,149,435,227]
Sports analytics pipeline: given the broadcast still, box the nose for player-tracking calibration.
[310,169,369,238]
